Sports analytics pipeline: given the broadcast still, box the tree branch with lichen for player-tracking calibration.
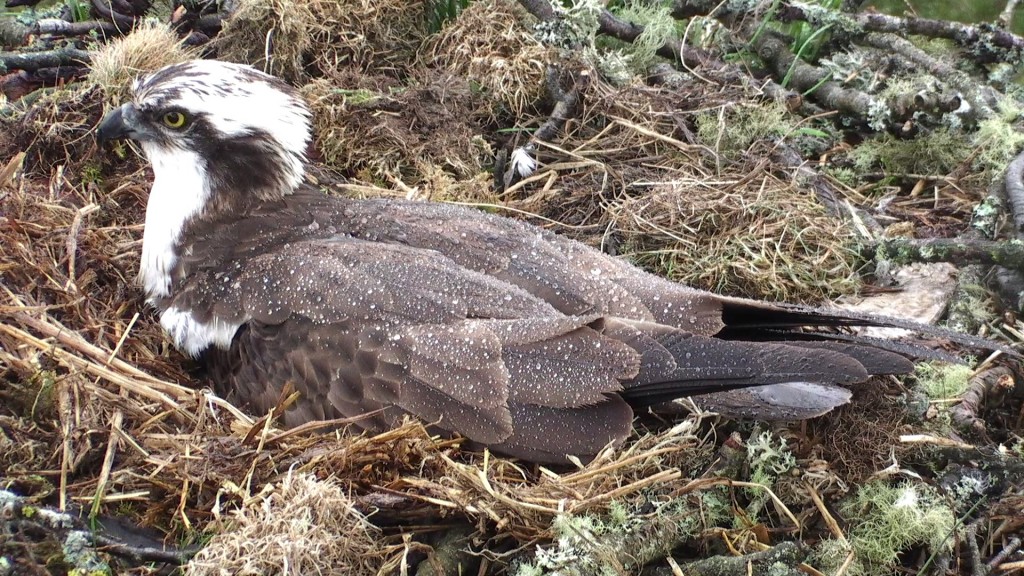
[866,237,1024,271]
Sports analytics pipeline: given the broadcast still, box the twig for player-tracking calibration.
[0,489,200,568]
[752,31,874,120]
[644,541,807,576]
[92,532,199,565]
[987,537,1022,570]
[515,0,555,21]
[999,0,1022,30]
[65,203,99,294]
[771,142,843,217]
[89,0,137,30]
[498,67,587,191]
[859,32,995,120]
[965,518,985,576]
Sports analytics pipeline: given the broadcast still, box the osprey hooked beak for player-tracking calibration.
[97,104,151,144]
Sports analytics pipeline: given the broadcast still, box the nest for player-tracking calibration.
[4,2,1003,574]
[494,80,861,303]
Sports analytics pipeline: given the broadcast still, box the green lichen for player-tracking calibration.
[695,100,795,156]
[971,196,1004,238]
[914,362,973,400]
[533,0,601,50]
[63,531,111,576]
[613,2,677,71]
[849,128,971,177]
[514,496,709,576]
[741,430,796,525]
[975,99,1024,179]
[813,481,956,575]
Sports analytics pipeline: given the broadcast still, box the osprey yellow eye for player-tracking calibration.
[162,111,187,129]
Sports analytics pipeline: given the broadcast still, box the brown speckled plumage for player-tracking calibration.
[97,61,972,463]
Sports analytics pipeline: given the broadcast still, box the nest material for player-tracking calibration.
[422,0,552,119]
[185,472,384,575]
[302,69,492,188]
[497,80,861,303]
[87,23,199,104]
[3,2,1004,573]
[609,179,859,302]
[215,0,429,82]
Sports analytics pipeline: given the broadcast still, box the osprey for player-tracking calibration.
[98,60,941,463]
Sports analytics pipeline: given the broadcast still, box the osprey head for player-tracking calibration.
[98,60,312,204]
[97,60,312,301]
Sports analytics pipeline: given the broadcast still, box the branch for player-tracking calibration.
[948,366,1015,436]
[771,143,843,217]
[858,32,996,120]
[993,147,1024,309]
[644,541,807,576]
[516,0,555,21]
[0,48,91,72]
[34,18,122,37]
[751,32,874,119]
[764,0,1024,64]
[867,237,1024,270]
[0,489,200,569]
[1004,147,1024,236]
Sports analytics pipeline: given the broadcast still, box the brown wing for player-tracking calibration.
[317,195,729,333]
[183,193,949,463]
[320,195,1001,350]
[198,236,649,453]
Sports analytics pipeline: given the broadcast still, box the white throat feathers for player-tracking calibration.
[139,144,208,301]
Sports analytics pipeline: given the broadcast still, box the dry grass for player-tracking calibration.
[493,80,862,303]
[609,178,859,302]
[422,0,552,119]
[88,23,200,103]
[216,0,428,82]
[302,70,492,188]
[214,0,313,82]
[185,472,385,575]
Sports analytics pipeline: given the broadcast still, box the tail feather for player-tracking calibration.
[619,339,871,408]
[718,298,1010,355]
[762,340,915,375]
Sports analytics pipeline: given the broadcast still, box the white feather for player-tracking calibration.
[510,146,537,178]
[160,306,243,357]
